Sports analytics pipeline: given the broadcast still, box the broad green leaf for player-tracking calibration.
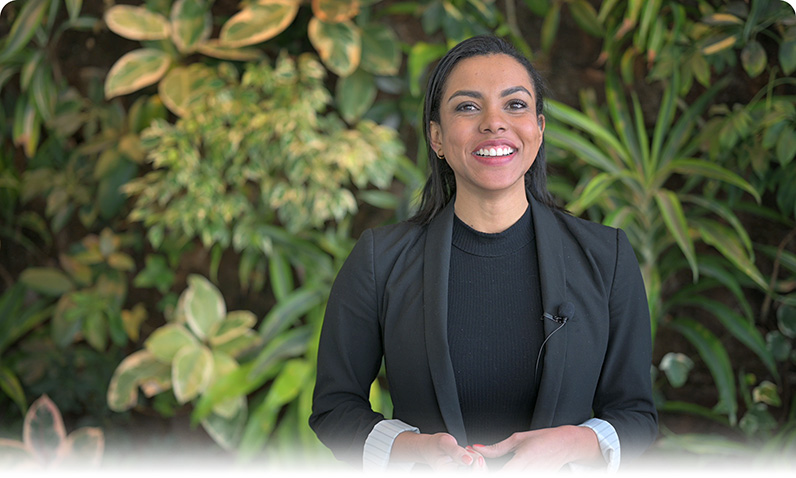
[23,395,66,464]
[133,254,175,294]
[259,286,325,343]
[739,403,777,437]
[336,68,376,123]
[104,5,170,41]
[547,100,627,163]
[780,38,796,75]
[778,304,796,338]
[540,1,561,52]
[0,366,27,415]
[741,40,766,78]
[107,350,172,411]
[158,64,218,117]
[172,343,214,404]
[312,0,359,22]
[209,352,241,418]
[209,310,257,347]
[407,42,447,97]
[569,0,603,37]
[358,190,399,210]
[201,399,247,451]
[659,352,694,388]
[568,172,618,215]
[105,48,171,99]
[681,194,753,255]
[83,310,108,351]
[19,267,74,296]
[239,359,311,455]
[696,219,768,291]
[752,381,781,407]
[545,124,620,174]
[145,323,198,363]
[766,331,792,362]
[0,438,31,467]
[65,0,82,21]
[183,274,226,339]
[12,98,40,158]
[170,0,212,53]
[60,427,104,468]
[192,362,254,423]
[669,317,737,424]
[654,190,698,281]
[0,0,48,63]
[196,40,266,61]
[687,297,779,380]
[31,65,56,123]
[268,249,293,302]
[359,23,401,76]
[702,34,738,55]
[219,0,299,48]
[308,17,361,77]
[776,127,796,165]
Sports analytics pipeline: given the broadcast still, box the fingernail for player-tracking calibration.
[473,444,485,448]
[462,455,473,465]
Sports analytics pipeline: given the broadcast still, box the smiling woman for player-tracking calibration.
[309,35,658,472]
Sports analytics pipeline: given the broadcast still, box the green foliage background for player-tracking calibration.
[1,0,795,469]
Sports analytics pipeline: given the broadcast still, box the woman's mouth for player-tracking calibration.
[474,146,515,158]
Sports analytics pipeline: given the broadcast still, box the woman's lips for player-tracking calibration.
[472,145,517,164]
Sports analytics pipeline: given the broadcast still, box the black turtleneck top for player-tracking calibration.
[447,205,544,447]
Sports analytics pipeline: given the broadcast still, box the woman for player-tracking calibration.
[309,35,657,471]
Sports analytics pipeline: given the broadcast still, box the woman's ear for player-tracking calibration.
[537,114,546,134]
[429,121,443,155]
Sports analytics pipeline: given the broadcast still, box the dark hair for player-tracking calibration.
[410,35,561,225]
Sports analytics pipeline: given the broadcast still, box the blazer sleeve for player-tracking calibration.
[309,228,385,466]
[592,228,658,462]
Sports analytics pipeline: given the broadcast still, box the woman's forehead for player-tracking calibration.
[443,53,536,97]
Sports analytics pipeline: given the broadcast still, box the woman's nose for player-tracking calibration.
[479,107,507,133]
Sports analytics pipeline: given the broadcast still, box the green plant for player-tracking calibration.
[546,69,768,426]
[107,274,259,450]
[0,394,104,469]
[102,0,402,124]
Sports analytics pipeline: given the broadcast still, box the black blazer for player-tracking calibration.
[310,196,658,467]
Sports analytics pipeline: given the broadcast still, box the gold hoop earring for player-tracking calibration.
[436,151,445,160]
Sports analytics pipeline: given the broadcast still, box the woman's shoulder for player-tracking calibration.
[359,219,427,252]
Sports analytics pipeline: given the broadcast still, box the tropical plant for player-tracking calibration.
[102,0,402,124]
[0,394,104,469]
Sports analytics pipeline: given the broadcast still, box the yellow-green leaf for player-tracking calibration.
[12,98,40,158]
[219,0,299,48]
[19,267,74,296]
[196,40,266,61]
[83,310,108,351]
[654,189,698,281]
[741,40,766,78]
[172,343,214,404]
[702,34,737,55]
[210,352,241,418]
[107,350,171,411]
[312,0,359,23]
[359,23,401,76]
[105,49,171,99]
[308,18,361,77]
[104,5,170,41]
[145,323,198,363]
[336,67,376,123]
[182,274,226,339]
[170,0,212,54]
[696,219,768,291]
[23,395,66,463]
[158,64,217,117]
[209,310,257,346]
[0,0,48,63]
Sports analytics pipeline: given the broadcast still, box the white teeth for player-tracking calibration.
[476,147,514,157]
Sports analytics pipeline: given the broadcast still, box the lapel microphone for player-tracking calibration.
[542,301,574,324]
[535,302,575,379]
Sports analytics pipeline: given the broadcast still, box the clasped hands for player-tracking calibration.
[391,425,601,471]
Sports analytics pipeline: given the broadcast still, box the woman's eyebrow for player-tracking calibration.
[447,86,532,103]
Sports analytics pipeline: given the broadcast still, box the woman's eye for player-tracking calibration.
[507,100,528,110]
[456,103,478,112]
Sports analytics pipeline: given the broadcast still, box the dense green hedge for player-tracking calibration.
[1,0,794,468]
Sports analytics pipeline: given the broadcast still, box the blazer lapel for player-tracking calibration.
[529,197,569,428]
[423,201,468,444]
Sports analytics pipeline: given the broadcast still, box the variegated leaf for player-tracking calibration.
[170,0,212,54]
[104,5,170,41]
[104,49,171,99]
[308,18,361,77]
[219,0,299,48]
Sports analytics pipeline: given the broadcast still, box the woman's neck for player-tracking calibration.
[453,188,529,234]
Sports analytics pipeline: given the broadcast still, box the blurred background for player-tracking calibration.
[0,0,795,471]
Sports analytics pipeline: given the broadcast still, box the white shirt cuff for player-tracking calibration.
[573,418,621,472]
[363,419,419,471]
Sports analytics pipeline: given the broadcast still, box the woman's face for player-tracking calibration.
[429,54,545,202]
